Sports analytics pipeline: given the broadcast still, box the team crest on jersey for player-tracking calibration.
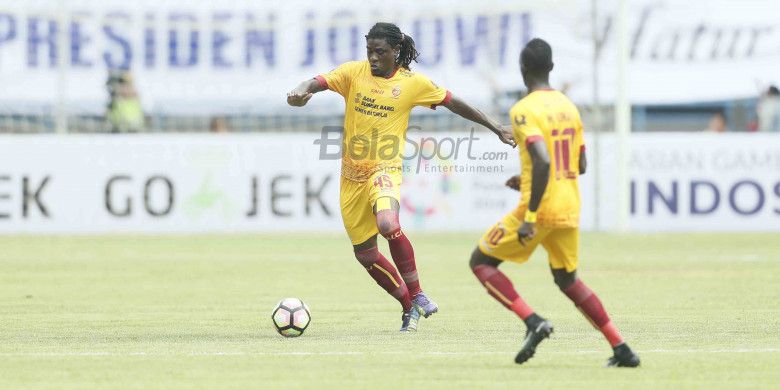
[515,114,527,126]
[354,92,362,104]
[392,85,401,98]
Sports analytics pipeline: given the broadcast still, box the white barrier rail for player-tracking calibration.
[0,133,778,234]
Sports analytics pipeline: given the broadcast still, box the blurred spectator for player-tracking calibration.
[106,70,144,133]
[757,85,780,132]
[209,116,230,133]
[704,112,727,133]
[559,81,573,96]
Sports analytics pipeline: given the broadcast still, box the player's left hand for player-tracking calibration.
[496,125,516,148]
[517,222,535,246]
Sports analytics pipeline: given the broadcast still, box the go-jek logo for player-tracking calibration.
[183,173,238,220]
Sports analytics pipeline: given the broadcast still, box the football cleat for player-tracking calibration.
[606,343,641,368]
[400,307,420,332]
[412,292,439,318]
[514,319,554,364]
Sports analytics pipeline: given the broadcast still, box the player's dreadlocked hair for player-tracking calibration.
[521,38,554,74]
[365,22,419,70]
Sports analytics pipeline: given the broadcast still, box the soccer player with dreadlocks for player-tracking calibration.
[287,22,515,332]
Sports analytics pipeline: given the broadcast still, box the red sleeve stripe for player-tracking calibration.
[525,135,544,146]
[430,90,452,109]
[314,75,329,90]
[580,144,586,153]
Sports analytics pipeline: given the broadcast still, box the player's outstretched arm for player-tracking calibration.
[517,141,550,246]
[287,78,327,107]
[442,95,516,147]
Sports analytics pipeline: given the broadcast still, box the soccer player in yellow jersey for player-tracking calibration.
[470,38,640,367]
[287,22,514,332]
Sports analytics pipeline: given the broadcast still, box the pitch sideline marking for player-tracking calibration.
[1,348,778,357]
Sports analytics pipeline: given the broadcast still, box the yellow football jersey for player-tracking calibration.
[317,61,449,182]
[510,89,585,227]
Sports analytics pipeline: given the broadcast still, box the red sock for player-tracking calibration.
[355,247,412,311]
[384,228,421,297]
[563,279,624,347]
[473,264,534,320]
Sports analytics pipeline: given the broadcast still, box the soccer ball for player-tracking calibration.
[271,298,311,337]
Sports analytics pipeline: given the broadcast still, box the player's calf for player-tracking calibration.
[354,244,413,314]
[470,249,553,364]
[553,268,632,355]
[376,204,424,297]
[470,249,535,321]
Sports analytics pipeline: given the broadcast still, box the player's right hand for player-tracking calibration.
[496,125,516,148]
[287,92,312,107]
[505,175,521,191]
[517,222,535,246]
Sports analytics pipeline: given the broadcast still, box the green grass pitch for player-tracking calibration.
[1,233,779,389]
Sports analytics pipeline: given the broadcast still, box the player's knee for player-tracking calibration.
[552,268,577,290]
[353,236,378,268]
[469,249,480,270]
[375,213,401,237]
[470,248,501,270]
[376,220,399,237]
[353,246,378,268]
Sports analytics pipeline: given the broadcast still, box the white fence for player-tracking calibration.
[0,133,778,234]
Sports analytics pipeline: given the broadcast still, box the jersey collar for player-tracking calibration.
[376,67,400,79]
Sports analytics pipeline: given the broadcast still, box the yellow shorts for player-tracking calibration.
[340,169,402,245]
[478,213,579,272]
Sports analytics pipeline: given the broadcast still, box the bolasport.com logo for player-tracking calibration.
[313,126,510,174]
